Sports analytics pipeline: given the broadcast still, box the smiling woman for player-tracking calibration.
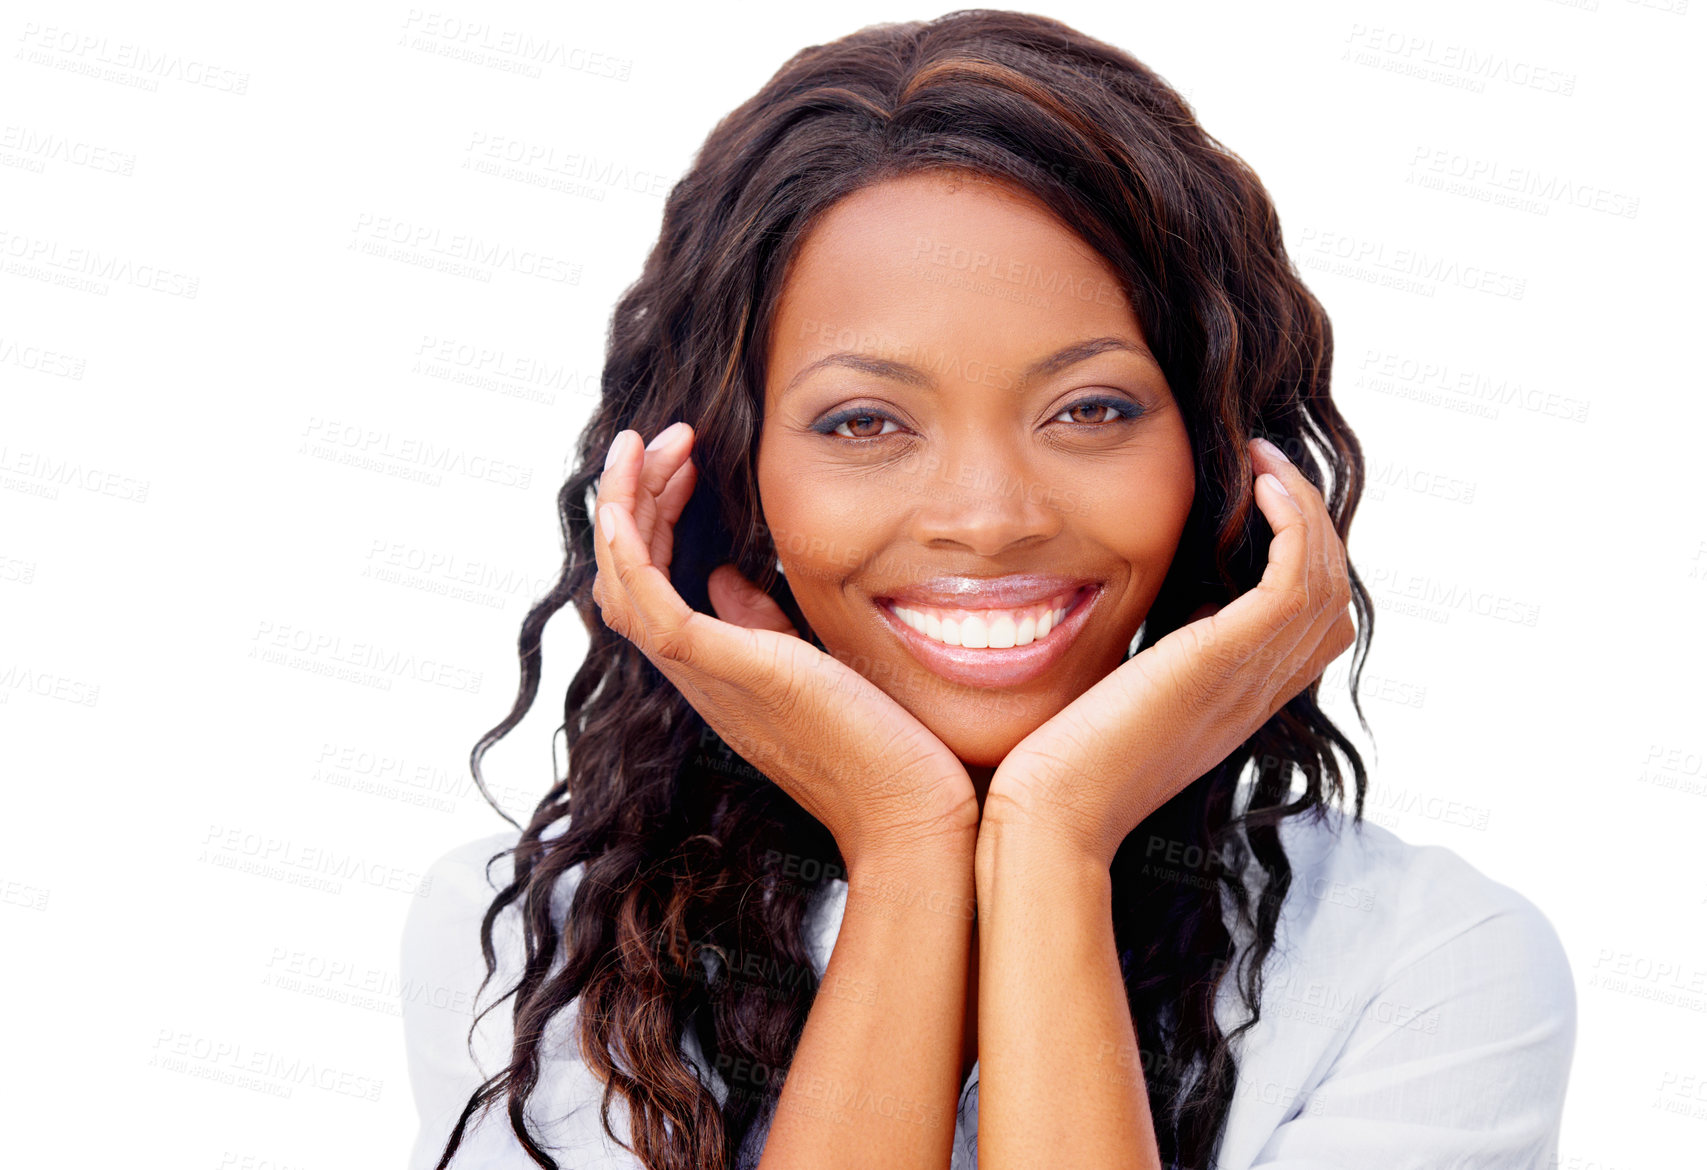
[401,10,1574,1170]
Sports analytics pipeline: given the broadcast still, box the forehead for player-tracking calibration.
[765,171,1144,395]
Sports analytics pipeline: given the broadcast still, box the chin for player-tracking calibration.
[927,718,1037,771]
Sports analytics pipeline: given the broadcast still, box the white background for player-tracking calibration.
[2,1,1703,1166]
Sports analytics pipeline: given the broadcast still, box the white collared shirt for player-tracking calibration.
[401,804,1575,1168]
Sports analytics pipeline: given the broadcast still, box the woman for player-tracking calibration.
[401,11,1575,1169]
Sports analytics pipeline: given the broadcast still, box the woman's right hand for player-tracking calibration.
[591,422,980,874]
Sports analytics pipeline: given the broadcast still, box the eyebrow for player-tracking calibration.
[780,335,1162,400]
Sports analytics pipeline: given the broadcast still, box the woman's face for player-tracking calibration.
[757,169,1196,779]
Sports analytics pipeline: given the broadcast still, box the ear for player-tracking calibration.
[707,564,801,636]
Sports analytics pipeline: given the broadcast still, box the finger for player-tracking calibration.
[1250,461,1310,613]
[1249,438,1357,704]
[595,488,701,664]
[628,423,692,549]
[592,429,640,538]
[1250,437,1339,658]
[656,452,698,531]
[590,430,639,633]
[649,456,698,568]
[1184,449,1311,677]
[1279,536,1358,704]
[637,422,691,501]
[592,429,663,638]
[593,426,697,570]
[1251,436,1354,631]
[591,476,755,751]
[1250,437,1334,615]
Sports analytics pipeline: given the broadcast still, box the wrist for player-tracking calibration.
[844,838,978,931]
[844,828,976,891]
[974,813,1111,908]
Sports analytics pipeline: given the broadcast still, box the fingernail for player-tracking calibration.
[604,430,628,471]
[1254,436,1290,464]
[645,422,684,451]
[1260,472,1293,500]
[598,503,615,541]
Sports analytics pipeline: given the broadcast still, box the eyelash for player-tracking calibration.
[811,395,1146,445]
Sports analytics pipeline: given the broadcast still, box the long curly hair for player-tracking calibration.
[430,9,1374,1169]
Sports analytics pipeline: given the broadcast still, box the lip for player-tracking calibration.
[875,583,1103,689]
[876,573,1099,610]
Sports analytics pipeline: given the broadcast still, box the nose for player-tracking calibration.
[903,436,1064,557]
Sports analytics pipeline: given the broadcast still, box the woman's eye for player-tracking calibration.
[831,413,900,440]
[1053,396,1144,427]
[813,396,1142,444]
[1057,401,1119,425]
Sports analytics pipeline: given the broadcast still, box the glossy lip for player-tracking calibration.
[877,572,1098,610]
[875,583,1103,689]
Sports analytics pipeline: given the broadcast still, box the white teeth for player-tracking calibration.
[961,613,989,649]
[1016,613,1036,645]
[892,595,1075,649]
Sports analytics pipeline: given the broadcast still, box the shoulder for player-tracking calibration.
[401,830,524,1012]
[1272,805,1574,1004]
[401,825,587,980]
[401,825,610,1169]
[409,830,526,926]
[1214,804,1578,1168]
[398,831,524,1164]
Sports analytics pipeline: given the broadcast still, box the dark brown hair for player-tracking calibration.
[433,9,1373,1168]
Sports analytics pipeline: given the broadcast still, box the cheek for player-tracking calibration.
[763,496,861,612]
[1140,428,1197,546]
[758,456,821,569]
[767,470,897,576]
[769,512,862,580]
[1090,462,1194,561]
[757,443,871,636]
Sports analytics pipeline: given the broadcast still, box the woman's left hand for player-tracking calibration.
[980,437,1358,870]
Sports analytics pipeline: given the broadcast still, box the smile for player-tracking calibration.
[874,583,1102,688]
